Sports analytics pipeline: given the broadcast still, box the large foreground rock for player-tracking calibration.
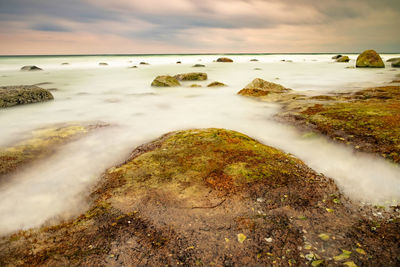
[0,85,54,108]
[356,50,385,68]
[174,72,207,81]
[237,78,290,97]
[151,75,180,87]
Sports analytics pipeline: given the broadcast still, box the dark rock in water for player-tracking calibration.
[336,56,350,63]
[99,63,108,66]
[254,68,262,70]
[140,62,150,65]
[0,85,54,108]
[174,72,207,81]
[176,61,182,64]
[151,76,181,87]
[61,63,69,65]
[392,59,400,68]
[356,50,385,68]
[20,65,42,71]
[250,59,259,62]
[207,81,226,87]
[190,84,202,87]
[237,78,290,97]
[193,64,205,67]
[387,57,400,62]
[332,55,342,59]
[216,57,233,62]
[281,59,293,62]
[129,66,138,68]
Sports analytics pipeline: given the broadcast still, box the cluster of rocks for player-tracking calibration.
[151,72,226,88]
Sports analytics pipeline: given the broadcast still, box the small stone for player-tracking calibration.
[318,233,330,241]
[237,233,246,243]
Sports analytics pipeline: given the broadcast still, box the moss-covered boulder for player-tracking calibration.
[336,56,350,63]
[1,128,399,266]
[20,65,42,71]
[356,50,385,68]
[207,81,226,87]
[237,78,290,97]
[0,85,54,108]
[392,59,400,68]
[151,76,181,87]
[216,57,233,62]
[174,72,207,81]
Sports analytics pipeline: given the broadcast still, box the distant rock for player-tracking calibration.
[176,61,182,64]
[216,57,233,62]
[250,59,259,62]
[0,85,54,108]
[140,62,150,65]
[174,72,207,81]
[331,55,342,60]
[237,78,290,97]
[190,84,202,88]
[20,65,42,71]
[129,66,138,68]
[281,59,293,62]
[99,63,108,66]
[61,63,69,65]
[192,64,205,67]
[387,57,400,62]
[207,82,226,87]
[254,68,262,70]
[392,59,400,68]
[151,76,181,87]
[356,50,385,68]
[336,56,350,63]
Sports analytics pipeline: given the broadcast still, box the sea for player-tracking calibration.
[0,53,399,235]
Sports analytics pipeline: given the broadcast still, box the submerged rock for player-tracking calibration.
[174,72,207,81]
[0,85,53,108]
[192,64,205,67]
[336,56,350,63]
[151,75,181,87]
[392,59,400,68]
[128,66,137,68]
[332,55,342,60]
[176,61,182,64]
[356,50,385,68]
[20,65,42,71]
[140,62,150,65]
[99,62,108,66]
[237,78,290,97]
[207,81,226,87]
[216,57,233,62]
[387,57,400,62]
[61,62,69,65]
[190,84,202,88]
[250,59,259,62]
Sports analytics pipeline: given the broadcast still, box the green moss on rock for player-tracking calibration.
[151,75,181,87]
[356,50,385,68]
[174,72,207,81]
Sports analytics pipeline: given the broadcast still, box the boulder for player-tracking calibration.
[336,56,350,63]
[207,81,226,87]
[174,72,207,81]
[0,85,54,108]
[20,65,42,71]
[99,63,108,66]
[331,55,342,60]
[192,64,205,67]
[237,78,290,97]
[216,57,233,62]
[356,50,385,68]
[392,59,400,68]
[151,76,180,87]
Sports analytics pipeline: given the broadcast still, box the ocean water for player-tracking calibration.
[0,54,399,235]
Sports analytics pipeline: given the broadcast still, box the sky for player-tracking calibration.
[0,0,399,55]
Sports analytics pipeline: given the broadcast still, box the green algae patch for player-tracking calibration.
[0,123,107,179]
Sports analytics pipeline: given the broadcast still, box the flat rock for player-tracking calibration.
[192,64,205,67]
[174,72,207,81]
[20,65,42,71]
[99,63,108,66]
[0,85,54,108]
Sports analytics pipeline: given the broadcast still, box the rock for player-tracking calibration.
[99,63,108,66]
[190,84,202,88]
[207,81,226,87]
[281,59,293,62]
[20,65,42,71]
[174,72,207,81]
[332,55,342,59]
[0,85,54,108]
[192,64,205,67]
[336,56,350,63]
[216,57,233,62]
[387,57,400,62]
[250,59,259,62]
[356,50,385,68]
[237,78,290,97]
[151,76,180,87]
[176,61,182,64]
[140,62,150,65]
[392,59,400,68]
[254,68,262,70]
[129,66,138,68]
[61,63,69,65]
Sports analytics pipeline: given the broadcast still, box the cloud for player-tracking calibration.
[0,0,399,54]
